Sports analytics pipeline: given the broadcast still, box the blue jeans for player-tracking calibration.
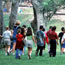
[16,49,22,59]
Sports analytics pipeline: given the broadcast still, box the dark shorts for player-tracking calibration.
[61,43,65,48]
[13,37,16,43]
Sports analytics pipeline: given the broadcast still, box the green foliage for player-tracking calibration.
[42,0,65,13]
[42,0,56,12]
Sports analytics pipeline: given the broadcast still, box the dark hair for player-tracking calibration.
[52,26,56,31]
[61,27,64,31]
[49,26,52,29]
[40,25,43,29]
[26,27,32,36]
[43,28,45,31]
[22,25,26,28]
[21,27,24,35]
[6,26,9,30]
[17,29,21,34]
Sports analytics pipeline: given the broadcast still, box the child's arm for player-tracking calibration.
[0,35,3,38]
[61,38,65,44]
[32,36,37,46]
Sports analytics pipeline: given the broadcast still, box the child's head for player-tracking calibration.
[15,20,21,26]
[61,27,64,31]
[10,30,13,34]
[17,29,21,34]
[52,26,56,31]
[26,27,32,36]
[39,25,43,30]
[63,28,65,33]
[49,26,52,30]
[6,26,9,30]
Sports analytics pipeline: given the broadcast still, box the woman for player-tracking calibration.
[26,27,36,59]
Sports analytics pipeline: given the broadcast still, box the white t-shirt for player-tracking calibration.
[61,33,65,43]
[3,30,11,39]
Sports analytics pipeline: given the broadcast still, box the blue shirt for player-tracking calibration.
[36,30,45,46]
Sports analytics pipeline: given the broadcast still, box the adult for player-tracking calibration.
[49,26,58,57]
[36,25,46,56]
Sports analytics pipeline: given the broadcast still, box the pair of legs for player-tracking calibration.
[5,45,10,55]
[36,46,43,56]
[28,47,32,59]
[12,42,16,55]
[49,40,56,57]
[61,43,65,53]
[16,49,22,59]
[4,39,11,55]
[22,46,26,55]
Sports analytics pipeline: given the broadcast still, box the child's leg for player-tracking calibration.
[29,48,32,56]
[7,45,10,53]
[12,42,16,55]
[28,47,32,59]
[19,50,22,56]
[5,46,8,55]
[16,49,19,59]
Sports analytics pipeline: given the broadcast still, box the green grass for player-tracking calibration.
[1,13,65,65]
[0,45,65,65]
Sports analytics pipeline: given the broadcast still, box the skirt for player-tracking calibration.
[26,40,33,48]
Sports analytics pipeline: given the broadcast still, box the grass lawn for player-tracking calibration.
[0,44,65,65]
[1,13,65,65]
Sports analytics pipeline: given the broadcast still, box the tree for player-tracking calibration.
[9,0,19,29]
[0,0,4,48]
[6,0,11,12]
[32,0,45,31]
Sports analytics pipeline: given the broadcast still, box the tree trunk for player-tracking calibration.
[31,6,37,33]
[6,1,11,12]
[32,0,45,31]
[0,0,4,48]
[9,0,19,29]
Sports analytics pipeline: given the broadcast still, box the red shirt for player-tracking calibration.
[47,29,52,39]
[43,32,49,44]
[50,31,58,40]
[16,34,23,41]
[16,34,24,50]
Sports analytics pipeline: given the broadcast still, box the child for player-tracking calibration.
[0,26,11,55]
[10,30,13,52]
[58,27,64,54]
[61,28,65,53]
[26,27,36,59]
[15,29,24,59]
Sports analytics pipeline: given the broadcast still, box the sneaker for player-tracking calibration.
[28,55,31,59]
[7,52,10,56]
[22,53,24,55]
[18,56,21,59]
[13,53,15,56]
[5,53,7,56]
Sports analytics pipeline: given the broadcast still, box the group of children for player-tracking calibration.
[0,20,65,59]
